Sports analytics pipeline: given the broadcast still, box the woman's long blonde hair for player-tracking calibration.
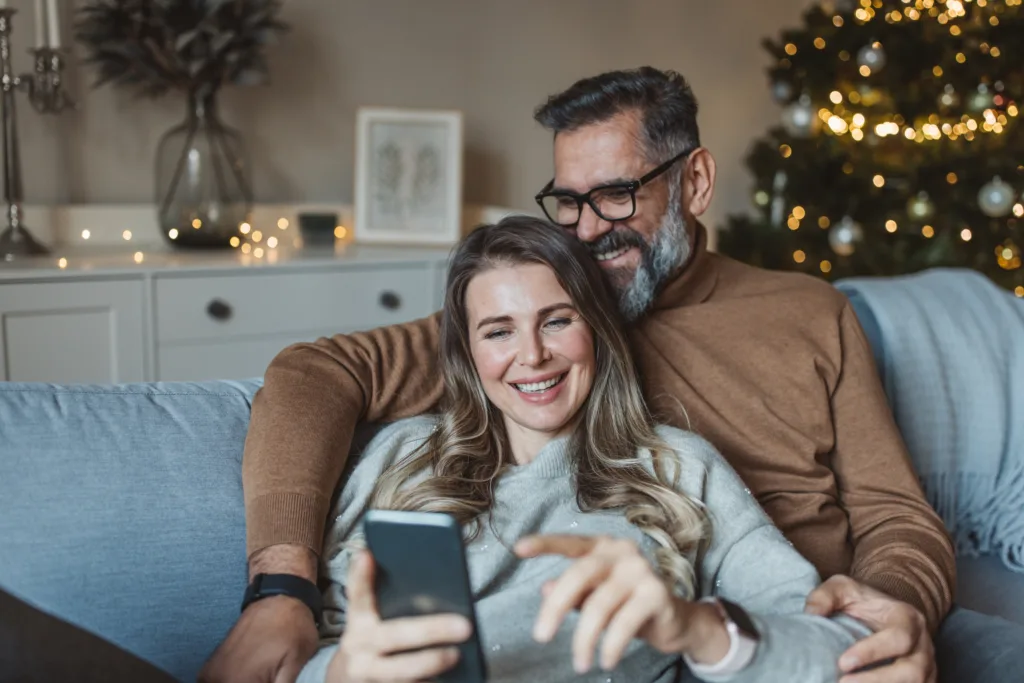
[369,216,708,596]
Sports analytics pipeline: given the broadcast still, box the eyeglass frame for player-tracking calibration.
[534,147,694,228]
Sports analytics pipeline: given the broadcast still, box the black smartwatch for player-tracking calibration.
[241,573,323,627]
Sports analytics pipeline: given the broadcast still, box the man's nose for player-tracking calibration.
[575,202,614,244]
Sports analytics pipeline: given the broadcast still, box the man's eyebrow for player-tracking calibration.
[549,178,632,194]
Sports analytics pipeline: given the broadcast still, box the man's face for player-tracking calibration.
[551,112,691,321]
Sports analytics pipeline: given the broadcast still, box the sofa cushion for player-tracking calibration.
[0,380,260,682]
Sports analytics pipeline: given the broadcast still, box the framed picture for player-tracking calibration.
[354,107,464,245]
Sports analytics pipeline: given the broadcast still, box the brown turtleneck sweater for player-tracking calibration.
[242,224,955,631]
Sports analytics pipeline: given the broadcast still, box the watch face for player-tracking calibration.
[719,599,760,640]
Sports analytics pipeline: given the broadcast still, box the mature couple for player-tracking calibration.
[201,68,1024,683]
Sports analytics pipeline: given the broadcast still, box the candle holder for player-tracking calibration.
[0,8,74,261]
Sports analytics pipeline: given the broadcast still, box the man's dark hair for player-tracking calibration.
[534,66,700,164]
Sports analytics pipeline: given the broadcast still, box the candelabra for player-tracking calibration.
[0,7,73,261]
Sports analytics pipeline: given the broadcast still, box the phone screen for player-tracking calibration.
[363,509,487,683]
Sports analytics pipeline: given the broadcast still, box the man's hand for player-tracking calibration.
[805,575,936,683]
[199,595,319,683]
[199,544,320,683]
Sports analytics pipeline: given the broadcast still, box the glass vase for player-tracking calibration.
[155,92,252,248]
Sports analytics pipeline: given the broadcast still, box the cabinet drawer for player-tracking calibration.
[154,265,435,343]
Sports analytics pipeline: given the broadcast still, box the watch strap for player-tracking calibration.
[241,573,323,627]
[683,597,759,676]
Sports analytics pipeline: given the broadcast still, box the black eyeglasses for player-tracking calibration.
[534,148,693,228]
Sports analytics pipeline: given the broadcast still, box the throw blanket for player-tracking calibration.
[837,269,1024,573]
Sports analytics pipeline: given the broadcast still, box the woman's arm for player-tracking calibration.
[661,427,873,682]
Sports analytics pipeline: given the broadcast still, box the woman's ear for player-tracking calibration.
[683,148,717,218]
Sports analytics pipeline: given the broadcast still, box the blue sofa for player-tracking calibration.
[1,286,1022,682]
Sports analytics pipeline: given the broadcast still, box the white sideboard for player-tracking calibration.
[0,244,450,384]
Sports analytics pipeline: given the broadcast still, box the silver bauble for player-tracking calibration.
[907,192,936,221]
[857,43,887,72]
[968,85,993,112]
[781,95,817,138]
[978,177,1015,218]
[772,80,795,104]
[938,84,960,110]
[829,216,864,257]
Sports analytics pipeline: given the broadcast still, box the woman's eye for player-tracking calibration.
[544,317,572,330]
[484,329,511,340]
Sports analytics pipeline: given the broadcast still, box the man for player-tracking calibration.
[202,68,1023,683]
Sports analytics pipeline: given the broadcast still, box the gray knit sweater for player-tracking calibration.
[298,416,871,683]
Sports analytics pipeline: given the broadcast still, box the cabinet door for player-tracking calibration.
[0,280,146,383]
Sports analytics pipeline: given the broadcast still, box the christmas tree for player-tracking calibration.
[718,0,1024,296]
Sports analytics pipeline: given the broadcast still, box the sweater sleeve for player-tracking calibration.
[243,313,444,557]
[666,430,873,683]
[829,303,955,631]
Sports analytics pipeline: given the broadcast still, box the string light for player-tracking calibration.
[793,206,806,219]
[229,236,241,248]
[335,225,349,239]
[168,229,179,240]
[961,228,973,242]
[133,251,144,264]
[922,225,935,238]
[815,37,827,49]
[1014,204,1024,218]
[819,216,831,229]
[780,144,793,158]
[886,220,898,233]
[788,216,801,230]
[785,43,797,55]
[251,230,263,243]
[830,91,843,104]
[820,260,833,274]
[57,257,67,269]
[1016,287,1024,298]
[873,175,886,187]
[277,218,290,229]
[81,229,91,240]
[240,222,251,234]
[192,218,202,229]
[267,236,279,249]
[241,243,252,254]
[947,172,958,184]
[793,250,807,263]
[122,230,132,241]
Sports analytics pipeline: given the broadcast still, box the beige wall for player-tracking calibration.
[20,0,811,232]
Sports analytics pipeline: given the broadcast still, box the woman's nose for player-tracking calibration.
[516,331,549,366]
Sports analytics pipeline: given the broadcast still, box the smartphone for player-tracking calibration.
[362,509,488,683]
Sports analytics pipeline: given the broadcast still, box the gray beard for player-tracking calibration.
[616,190,691,322]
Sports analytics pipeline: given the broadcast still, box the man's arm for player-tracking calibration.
[829,302,955,632]
[243,312,445,560]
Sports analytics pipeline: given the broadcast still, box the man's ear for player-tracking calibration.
[684,148,717,218]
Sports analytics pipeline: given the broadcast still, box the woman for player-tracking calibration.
[298,216,871,683]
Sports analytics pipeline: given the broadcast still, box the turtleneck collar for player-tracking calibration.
[502,436,573,480]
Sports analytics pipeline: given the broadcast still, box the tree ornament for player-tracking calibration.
[781,94,817,138]
[907,192,936,221]
[938,84,960,110]
[829,216,864,257]
[772,80,795,104]
[770,170,789,227]
[968,84,993,112]
[857,43,886,72]
[978,177,1016,217]
[995,240,1021,271]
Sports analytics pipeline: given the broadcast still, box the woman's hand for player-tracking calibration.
[326,550,473,683]
[515,534,729,674]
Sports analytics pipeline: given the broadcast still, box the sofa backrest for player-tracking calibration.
[0,380,261,682]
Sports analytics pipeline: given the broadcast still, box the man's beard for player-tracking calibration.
[585,187,691,322]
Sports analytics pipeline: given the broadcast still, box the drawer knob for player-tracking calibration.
[379,291,402,311]
[206,299,233,321]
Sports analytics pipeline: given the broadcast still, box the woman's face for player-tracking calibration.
[465,263,596,443]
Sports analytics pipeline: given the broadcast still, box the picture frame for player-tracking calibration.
[354,107,464,245]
